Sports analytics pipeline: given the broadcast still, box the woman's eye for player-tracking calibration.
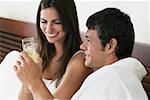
[41,21,47,23]
[53,21,61,24]
[52,19,62,24]
[40,18,47,23]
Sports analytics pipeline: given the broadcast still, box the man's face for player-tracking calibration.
[80,29,107,69]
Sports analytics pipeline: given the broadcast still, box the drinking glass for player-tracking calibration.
[22,37,39,63]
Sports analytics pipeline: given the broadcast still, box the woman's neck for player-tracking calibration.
[54,42,63,58]
[42,43,64,80]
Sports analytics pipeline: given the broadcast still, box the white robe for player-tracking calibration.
[72,57,148,100]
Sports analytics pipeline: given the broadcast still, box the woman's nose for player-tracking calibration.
[45,23,52,33]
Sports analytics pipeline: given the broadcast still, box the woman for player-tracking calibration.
[14,0,92,99]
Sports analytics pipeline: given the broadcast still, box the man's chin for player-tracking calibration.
[85,61,93,68]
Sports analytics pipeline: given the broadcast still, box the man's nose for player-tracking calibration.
[80,42,87,51]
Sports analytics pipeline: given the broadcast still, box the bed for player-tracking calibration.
[0,17,150,99]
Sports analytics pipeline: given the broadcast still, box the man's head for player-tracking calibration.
[80,8,135,69]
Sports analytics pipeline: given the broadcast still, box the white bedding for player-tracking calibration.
[0,51,21,100]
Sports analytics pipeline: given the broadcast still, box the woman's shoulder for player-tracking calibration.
[54,51,92,99]
[73,50,85,57]
[69,50,85,64]
[67,50,92,72]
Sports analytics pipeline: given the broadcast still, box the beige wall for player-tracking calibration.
[0,0,149,44]
[75,0,150,44]
[0,0,40,23]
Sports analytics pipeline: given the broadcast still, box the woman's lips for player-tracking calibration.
[46,32,58,38]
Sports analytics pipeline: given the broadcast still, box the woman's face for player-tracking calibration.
[40,7,66,44]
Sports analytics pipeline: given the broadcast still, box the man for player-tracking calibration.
[72,8,148,100]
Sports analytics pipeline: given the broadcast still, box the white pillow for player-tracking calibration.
[0,50,21,100]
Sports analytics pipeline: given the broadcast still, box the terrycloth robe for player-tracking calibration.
[72,57,148,100]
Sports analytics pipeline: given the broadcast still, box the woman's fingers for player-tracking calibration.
[13,59,22,72]
[36,57,43,67]
[13,65,18,72]
[13,51,43,88]
[20,51,32,62]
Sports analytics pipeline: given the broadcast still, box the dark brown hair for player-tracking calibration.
[36,0,81,86]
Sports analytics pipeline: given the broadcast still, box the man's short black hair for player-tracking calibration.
[86,8,135,59]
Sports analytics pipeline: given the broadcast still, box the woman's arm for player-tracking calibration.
[53,52,93,99]
[18,85,33,100]
[14,51,92,100]
[30,52,92,99]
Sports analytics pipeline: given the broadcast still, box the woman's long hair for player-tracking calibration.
[36,0,81,87]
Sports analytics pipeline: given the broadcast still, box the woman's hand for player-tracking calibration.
[15,52,53,100]
[13,51,43,90]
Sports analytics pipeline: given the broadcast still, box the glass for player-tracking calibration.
[22,37,39,63]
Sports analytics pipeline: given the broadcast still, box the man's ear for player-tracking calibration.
[105,38,117,55]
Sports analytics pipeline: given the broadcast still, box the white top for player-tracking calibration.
[42,78,57,94]
[72,57,148,100]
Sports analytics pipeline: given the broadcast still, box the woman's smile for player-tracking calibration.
[46,32,59,38]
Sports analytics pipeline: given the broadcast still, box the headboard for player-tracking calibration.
[0,17,37,62]
[132,42,150,99]
[0,18,150,99]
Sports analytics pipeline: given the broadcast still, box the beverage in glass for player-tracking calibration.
[22,37,39,63]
